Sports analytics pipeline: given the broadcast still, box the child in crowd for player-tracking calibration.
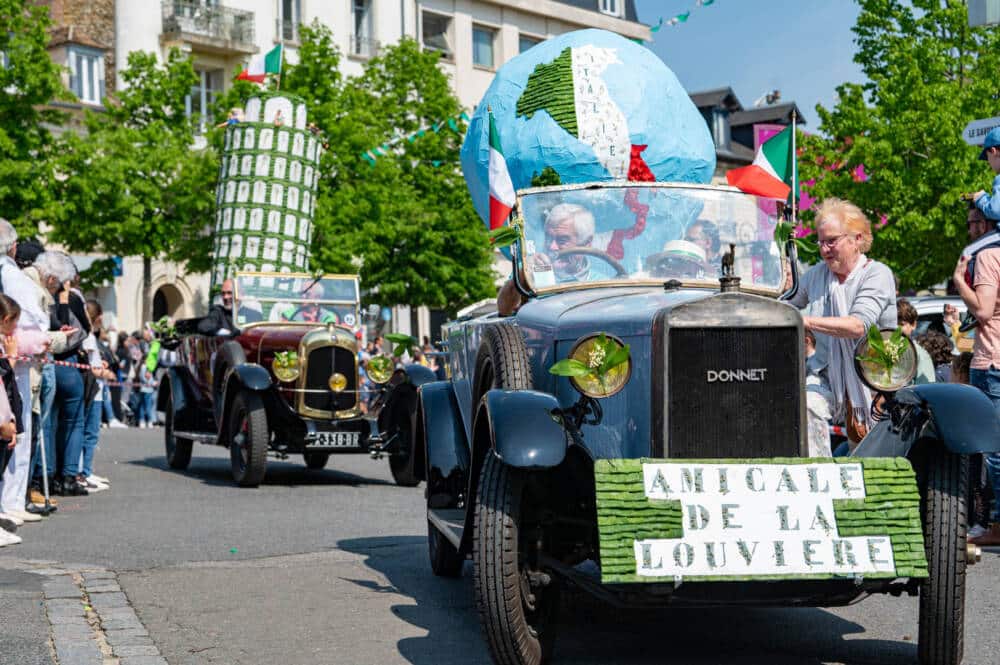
[136,356,156,429]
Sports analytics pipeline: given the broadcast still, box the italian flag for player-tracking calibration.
[726,125,795,200]
[488,110,515,230]
[237,44,282,83]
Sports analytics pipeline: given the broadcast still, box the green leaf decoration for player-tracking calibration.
[530,166,562,187]
[489,224,521,248]
[385,332,418,358]
[793,237,820,264]
[603,344,631,374]
[549,358,592,377]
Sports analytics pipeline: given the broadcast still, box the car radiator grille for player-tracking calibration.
[665,327,801,459]
[304,346,358,413]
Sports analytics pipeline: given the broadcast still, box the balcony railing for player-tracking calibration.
[162,1,255,49]
[349,34,380,58]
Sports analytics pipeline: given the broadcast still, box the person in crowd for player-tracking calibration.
[80,300,113,492]
[787,198,897,448]
[135,354,157,429]
[33,250,90,496]
[198,278,238,335]
[0,310,21,545]
[915,331,955,383]
[897,299,935,384]
[98,329,124,429]
[954,231,1000,546]
[972,127,1000,223]
[0,221,52,521]
[113,331,130,423]
[942,301,975,353]
[0,294,31,532]
[684,219,722,274]
[646,240,708,280]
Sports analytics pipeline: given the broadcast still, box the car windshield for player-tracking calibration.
[517,183,785,293]
[233,272,360,328]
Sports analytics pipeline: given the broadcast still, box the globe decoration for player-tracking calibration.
[461,29,716,228]
[212,92,322,289]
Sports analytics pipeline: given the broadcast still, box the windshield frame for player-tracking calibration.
[233,271,361,330]
[512,181,786,297]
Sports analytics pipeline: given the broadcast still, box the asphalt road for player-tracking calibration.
[0,428,998,665]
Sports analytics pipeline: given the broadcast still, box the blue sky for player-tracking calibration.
[633,0,866,130]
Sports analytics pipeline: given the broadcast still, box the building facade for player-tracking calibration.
[38,0,648,336]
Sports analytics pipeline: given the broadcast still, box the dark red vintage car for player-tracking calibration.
[158,272,393,487]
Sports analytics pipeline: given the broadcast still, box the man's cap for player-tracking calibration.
[979,127,1000,159]
[15,239,44,267]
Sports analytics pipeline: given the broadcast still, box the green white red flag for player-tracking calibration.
[488,110,515,230]
[726,125,795,200]
[237,44,282,83]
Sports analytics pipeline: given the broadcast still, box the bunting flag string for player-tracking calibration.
[361,111,471,166]
[648,0,715,35]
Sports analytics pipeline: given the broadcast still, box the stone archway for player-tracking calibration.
[152,283,185,321]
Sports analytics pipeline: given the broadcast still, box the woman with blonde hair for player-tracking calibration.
[788,198,897,448]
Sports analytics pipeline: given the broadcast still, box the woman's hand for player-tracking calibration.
[0,420,16,444]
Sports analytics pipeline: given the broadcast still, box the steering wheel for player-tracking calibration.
[553,247,628,278]
[287,305,338,324]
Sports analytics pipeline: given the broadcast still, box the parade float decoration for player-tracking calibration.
[211,92,323,289]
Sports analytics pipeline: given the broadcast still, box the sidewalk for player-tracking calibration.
[0,566,53,665]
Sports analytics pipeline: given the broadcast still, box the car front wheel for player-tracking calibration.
[164,386,192,470]
[918,444,968,665]
[474,454,558,665]
[229,391,269,487]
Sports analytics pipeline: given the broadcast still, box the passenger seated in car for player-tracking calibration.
[645,240,707,280]
[279,283,339,324]
[198,279,238,335]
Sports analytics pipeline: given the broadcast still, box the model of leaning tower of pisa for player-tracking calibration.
[211,92,322,289]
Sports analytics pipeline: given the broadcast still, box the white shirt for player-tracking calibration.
[0,256,49,333]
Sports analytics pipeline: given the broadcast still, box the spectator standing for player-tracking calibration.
[80,300,112,492]
[915,330,956,383]
[897,299,935,384]
[787,199,897,448]
[0,221,51,522]
[954,243,1000,546]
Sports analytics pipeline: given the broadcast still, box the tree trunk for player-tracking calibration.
[142,255,152,326]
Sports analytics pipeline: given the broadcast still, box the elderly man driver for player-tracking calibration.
[0,220,52,520]
[529,203,604,285]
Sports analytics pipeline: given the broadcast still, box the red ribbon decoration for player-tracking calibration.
[606,144,655,260]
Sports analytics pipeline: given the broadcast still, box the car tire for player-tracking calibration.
[918,444,967,665]
[428,519,464,577]
[229,391,269,487]
[474,454,558,665]
[385,386,421,487]
[303,452,329,470]
[164,385,192,470]
[213,342,246,425]
[473,324,533,404]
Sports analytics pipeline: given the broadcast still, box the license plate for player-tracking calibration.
[309,431,360,449]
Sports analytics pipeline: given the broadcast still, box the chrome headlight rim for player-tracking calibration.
[853,327,918,393]
[366,356,394,384]
[272,357,301,383]
[566,332,632,399]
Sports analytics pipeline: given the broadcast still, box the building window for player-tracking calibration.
[351,0,377,57]
[421,11,453,59]
[519,34,542,53]
[472,25,496,68]
[280,0,301,43]
[67,46,104,105]
[599,0,622,17]
[186,68,224,133]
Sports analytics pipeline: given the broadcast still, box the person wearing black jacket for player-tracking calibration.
[198,279,238,335]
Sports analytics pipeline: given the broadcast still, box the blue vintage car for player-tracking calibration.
[385,182,1000,665]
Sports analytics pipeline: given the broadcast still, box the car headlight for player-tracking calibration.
[853,328,917,392]
[564,333,631,399]
[272,353,300,383]
[366,356,393,384]
[328,372,348,392]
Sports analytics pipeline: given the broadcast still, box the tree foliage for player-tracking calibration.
[799,0,1000,289]
[0,0,68,232]
[49,50,217,273]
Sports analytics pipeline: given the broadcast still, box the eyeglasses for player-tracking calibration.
[818,235,850,249]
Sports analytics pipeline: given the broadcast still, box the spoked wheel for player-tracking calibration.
[474,454,559,665]
[303,452,329,470]
[918,444,968,665]
[164,387,192,470]
[229,391,269,487]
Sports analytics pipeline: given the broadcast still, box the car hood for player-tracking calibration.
[515,286,715,341]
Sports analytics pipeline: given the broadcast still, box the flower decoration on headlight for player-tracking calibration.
[854,325,916,392]
[549,333,631,398]
[272,350,300,383]
[367,356,394,384]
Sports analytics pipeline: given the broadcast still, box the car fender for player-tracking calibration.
[402,363,438,387]
[855,383,1000,457]
[157,368,198,431]
[477,389,569,469]
[419,381,469,499]
[217,363,273,444]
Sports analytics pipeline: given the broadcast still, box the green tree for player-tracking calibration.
[283,23,495,310]
[50,49,216,321]
[0,0,68,232]
[798,0,1000,289]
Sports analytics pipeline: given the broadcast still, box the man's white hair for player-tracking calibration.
[546,203,595,244]
[0,218,17,256]
[33,250,77,283]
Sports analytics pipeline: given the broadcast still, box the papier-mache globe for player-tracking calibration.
[460,29,716,228]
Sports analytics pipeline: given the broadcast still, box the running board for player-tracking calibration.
[173,430,217,444]
[427,508,465,549]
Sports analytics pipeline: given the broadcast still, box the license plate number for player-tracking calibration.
[310,431,360,448]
